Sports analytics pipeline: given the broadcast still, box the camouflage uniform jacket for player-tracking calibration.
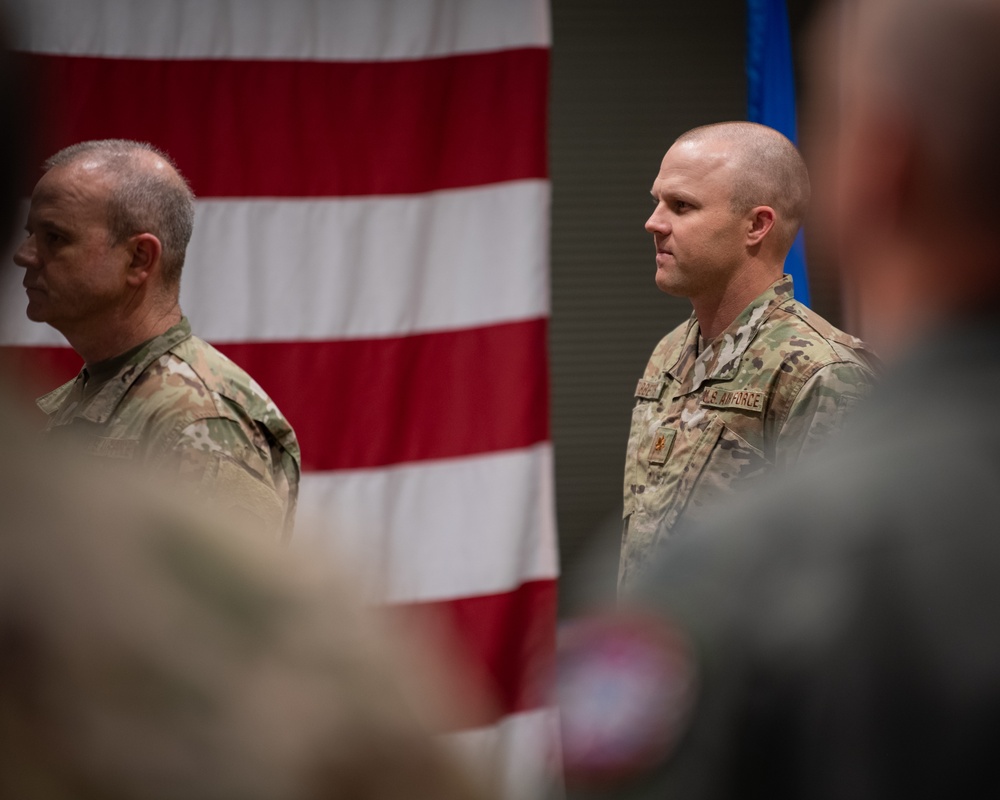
[620,275,877,590]
[37,317,301,540]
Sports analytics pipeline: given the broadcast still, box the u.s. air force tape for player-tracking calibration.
[700,387,765,413]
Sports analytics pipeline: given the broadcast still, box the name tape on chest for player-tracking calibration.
[86,437,139,459]
[635,378,665,400]
[700,388,765,413]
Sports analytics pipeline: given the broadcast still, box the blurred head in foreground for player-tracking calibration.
[805,0,1000,356]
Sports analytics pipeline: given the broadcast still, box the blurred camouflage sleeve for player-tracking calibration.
[774,359,874,468]
[0,397,493,800]
[169,417,294,538]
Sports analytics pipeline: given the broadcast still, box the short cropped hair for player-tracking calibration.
[44,139,195,288]
[676,121,810,255]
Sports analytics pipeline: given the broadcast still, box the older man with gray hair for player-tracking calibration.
[14,139,300,539]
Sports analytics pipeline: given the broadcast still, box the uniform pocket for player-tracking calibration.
[671,415,771,522]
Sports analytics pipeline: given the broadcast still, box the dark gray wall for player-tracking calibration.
[549,0,824,611]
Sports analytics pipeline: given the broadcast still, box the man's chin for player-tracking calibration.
[24,303,50,324]
[654,270,688,298]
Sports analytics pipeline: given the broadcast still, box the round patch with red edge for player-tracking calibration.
[555,610,697,788]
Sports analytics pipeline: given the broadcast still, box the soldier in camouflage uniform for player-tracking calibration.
[620,122,877,591]
[14,139,300,539]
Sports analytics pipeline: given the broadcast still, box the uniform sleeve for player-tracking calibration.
[166,417,290,538]
[774,360,874,469]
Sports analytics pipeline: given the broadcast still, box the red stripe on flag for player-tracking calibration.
[1,318,551,469]
[219,319,551,470]
[22,49,549,197]
[0,345,80,387]
[0,345,80,424]
[385,578,557,730]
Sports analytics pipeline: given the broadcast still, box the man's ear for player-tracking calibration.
[125,233,162,287]
[746,206,776,246]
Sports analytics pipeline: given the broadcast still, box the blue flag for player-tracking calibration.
[746,0,810,307]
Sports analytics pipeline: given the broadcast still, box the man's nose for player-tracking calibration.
[13,236,36,269]
[645,205,670,235]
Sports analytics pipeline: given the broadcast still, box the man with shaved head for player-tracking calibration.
[14,140,300,539]
[619,121,877,591]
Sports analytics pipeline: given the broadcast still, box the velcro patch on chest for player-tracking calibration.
[635,378,665,400]
[700,388,765,413]
[648,427,675,466]
[86,437,139,459]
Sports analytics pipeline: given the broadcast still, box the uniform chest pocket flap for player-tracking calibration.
[670,414,772,522]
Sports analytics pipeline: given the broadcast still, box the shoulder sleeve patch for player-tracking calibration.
[215,458,285,536]
[556,612,697,789]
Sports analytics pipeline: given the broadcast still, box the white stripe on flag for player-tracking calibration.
[293,443,558,605]
[15,0,551,60]
[0,181,550,345]
[446,708,563,800]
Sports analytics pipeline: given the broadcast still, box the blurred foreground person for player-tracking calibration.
[13,140,300,540]
[0,432,493,800]
[560,0,1000,797]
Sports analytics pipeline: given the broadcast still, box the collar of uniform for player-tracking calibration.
[36,376,78,417]
[669,275,794,397]
[36,317,195,423]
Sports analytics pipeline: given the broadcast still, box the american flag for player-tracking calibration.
[0,1,559,796]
